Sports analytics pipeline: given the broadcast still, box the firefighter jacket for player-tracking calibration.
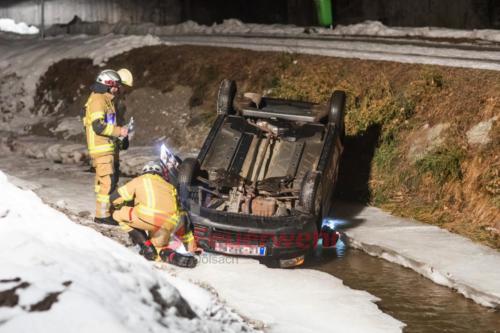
[83,92,122,158]
[111,173,183,231]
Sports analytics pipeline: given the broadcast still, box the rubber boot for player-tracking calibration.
[128,229,157,261]
[159,248,198,268]
[140,240,158,261]
[94,216,118,226]
[128,229,148,245]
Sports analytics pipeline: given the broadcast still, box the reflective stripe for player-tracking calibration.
[94,184,100,193]
[90,111,105,121]
[89,144,115,154]
[96,194,110,203]
[143,177,156,208]
[118,186,133,201]
[181,232,194,243]
[136,205,179,227]
[101,124,115,136]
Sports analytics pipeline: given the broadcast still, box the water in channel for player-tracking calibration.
[305,242,499,333]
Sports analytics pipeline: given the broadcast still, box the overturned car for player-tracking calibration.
[178,79,346,267]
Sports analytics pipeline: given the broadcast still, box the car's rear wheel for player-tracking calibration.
[177,158,200,209]
[298,171,322,217]
[328,90,346,141]
[217,79,237,115]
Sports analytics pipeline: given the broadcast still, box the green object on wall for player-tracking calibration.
[315,0,333,26]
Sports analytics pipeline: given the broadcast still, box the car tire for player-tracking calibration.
[217,79,237,115]
[177,158,199,209]
[328,90,346,141]
[298,171,322,216]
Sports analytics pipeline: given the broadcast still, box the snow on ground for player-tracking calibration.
[0,18,38,35]
[172,252,404,333]
[146,18,500,44]
[0,34,163,133]
[0,159,405,333]
[317,20,500,43]
[0,170,255,333]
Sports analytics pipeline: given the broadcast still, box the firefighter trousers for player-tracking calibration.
[113,206,176,248]
[92,154,119,218]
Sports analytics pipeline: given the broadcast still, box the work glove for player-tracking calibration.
[120,136,129,151]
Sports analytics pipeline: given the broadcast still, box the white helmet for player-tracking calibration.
[142,161,163,175]
[96,69,122,88]
[117,68,133,87]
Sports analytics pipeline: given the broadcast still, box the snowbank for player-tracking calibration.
[174,253,405,333]
[99,18,500,44]
[318,20,500,43]
[0,18,38,35]
[0,171,253,332]
[52,18,500,44]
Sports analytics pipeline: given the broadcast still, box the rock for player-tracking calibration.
[59,144,88,164]
[407,123,450,162]
[52,117,83,140]
[45,144,63,163]
[466,116,498,146]
[120,147,157,176]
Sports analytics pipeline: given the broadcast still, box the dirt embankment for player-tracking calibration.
[33,45,499,248]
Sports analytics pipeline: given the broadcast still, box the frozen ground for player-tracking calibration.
[0,170,257,333]
[0,155,405,333]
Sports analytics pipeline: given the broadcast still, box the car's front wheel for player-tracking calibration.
[216,79,237,115]
[298,171,322,217]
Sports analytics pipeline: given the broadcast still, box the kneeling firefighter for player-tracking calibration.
[110,161,198,268]
[83,68,133,225]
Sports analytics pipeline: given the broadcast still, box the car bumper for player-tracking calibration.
[189,202,319,260]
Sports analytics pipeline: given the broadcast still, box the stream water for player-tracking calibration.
[307,241,499,333]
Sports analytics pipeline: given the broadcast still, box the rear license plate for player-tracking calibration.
[215,242,267,256]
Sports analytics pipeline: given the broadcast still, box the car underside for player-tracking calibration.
[177,79,346,266]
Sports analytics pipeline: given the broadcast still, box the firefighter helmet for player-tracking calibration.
[96,69,122,88]
[117,68,133,87]
[142,161,163,175]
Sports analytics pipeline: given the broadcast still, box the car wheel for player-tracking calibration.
[217,79,237,115]
[328,90,346,141]
[298,171,322,216]
[177,158,200,209]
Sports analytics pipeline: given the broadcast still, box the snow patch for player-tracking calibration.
[0,171,255,332]
[173,244,405,333]
[0,18,38,35]
[318,20,500,43]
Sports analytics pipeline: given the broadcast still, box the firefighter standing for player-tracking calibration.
[84,69,133,225]
[110,161,198,268]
